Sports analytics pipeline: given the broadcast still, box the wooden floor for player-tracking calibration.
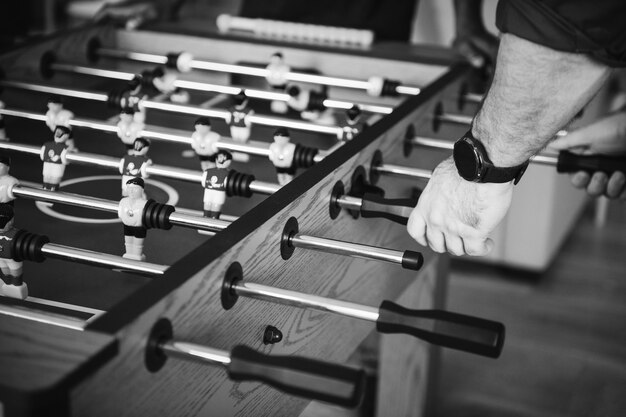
[436,200,626,417]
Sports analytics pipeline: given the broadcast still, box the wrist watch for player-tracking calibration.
[453,130,529,184]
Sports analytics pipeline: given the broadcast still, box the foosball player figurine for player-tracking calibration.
[45,95,74,132]
[191,117,220,171]
[201,150,232,219]
[151,67,178,95]
[0,155,18,207]
[266,52,290,114]
[120,77,147,123]
[119,138,152,197]
[0,205,27,299]
[227,93,254,162]
[118,177,148,261]
[268,127,296,186]
[170,87,190,104]
[117,107,145,153]
[338,105,367,142]
[40,125,70,191]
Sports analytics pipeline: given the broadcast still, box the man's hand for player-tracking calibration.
[407,157,513,256]
[550,111,626,199]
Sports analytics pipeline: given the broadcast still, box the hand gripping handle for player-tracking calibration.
[376,301,505,358]
[228,346,365,408]
[359,192,419,225]
[557,151,626,175]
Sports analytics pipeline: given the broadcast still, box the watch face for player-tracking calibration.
[453,138,481,181]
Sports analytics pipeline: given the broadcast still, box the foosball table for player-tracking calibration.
[0,22,517,417]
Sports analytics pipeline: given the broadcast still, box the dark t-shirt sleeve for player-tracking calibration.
[239,0,418,42]
[496,0,626,67]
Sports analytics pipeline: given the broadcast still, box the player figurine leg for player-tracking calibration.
[120,138,152,197]
[268,128,296,186]
[266,53,289,114]
[118,178,149,261]
[228,93,254,163]
[0,206,27,299]
[40,126,70,191]
[191,117,221,170]
[201,151,232,219]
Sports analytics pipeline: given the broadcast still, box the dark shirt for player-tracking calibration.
[240,0,419,42]
[203,168,228,190]
[496,0,626,67]
[42,142,68,164]
[0,227,17,259]
[122,155,150,176]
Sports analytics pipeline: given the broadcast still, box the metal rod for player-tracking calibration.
[0,142,278,196]
[463,93,484,104]
[335,195,362,211]
[25,296,104,316]
[160,340,231,366]
[11,184,230,233]
[372,164,432,180]
[0,80,109,102]
[249,181,280,195]
[437,113,474,126]
[96,47,419,96]
[98,48,168,66]
[530,154,559,166]
[41,243,168,275]
[408,135,562,167]
[411,136,453,150]
[51,63,135,81]
[0,303,87,330]
[290,234,405,265]
[2,80,342,136]
[234,281,379,322]
[0,106,279,156]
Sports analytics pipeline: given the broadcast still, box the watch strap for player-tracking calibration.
[482,160,529,184]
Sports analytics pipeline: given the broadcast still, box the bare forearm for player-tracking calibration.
[473,34,611,166]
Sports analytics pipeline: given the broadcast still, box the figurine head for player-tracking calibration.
[127,76,142,95]
[273,127,290,145]
[120,107,135,122]
[194,117,211,134]
[47,95,63,112]
[347,105,361,123]
[54,126,71,143]
[215,150,233,169]
[0,204,14,230]
[132,137,150,156]
[126,177,145,198]
[0,154,11,176]
[270,52,284,65]
[233,92,248,108]
[286,85,300,98]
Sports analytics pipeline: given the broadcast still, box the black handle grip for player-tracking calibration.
[228,346,365,408]
[376,301,505,358]
[401,250,424,271]
[557,151,626,175]
[360,192,419,225]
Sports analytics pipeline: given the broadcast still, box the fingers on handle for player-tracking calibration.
[407,210,427,247]
[606,172,626,199]
[570,171,591,189]
[425,228,446,254]
[550,120,607,150]
[463,237,494,257]
[587,172,609,196]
